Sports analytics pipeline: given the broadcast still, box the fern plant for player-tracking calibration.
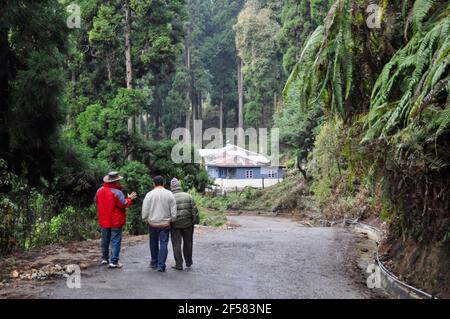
[363,1,449,168]
[283,0,356,118]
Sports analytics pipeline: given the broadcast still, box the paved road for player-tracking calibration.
[39,215,372,299]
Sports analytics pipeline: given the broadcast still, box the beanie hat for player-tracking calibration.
[170,178,180,190]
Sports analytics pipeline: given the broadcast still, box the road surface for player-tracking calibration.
[39,215,373,298]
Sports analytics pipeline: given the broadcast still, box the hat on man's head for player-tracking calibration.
[103,171,124,183]
[170,178,180,190]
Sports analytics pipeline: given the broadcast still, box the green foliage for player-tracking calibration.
[207,0,244,126]
[363,12,450,166]
[285,159,295,169]
[278,76,324,160]
[244,101,264,127]
[1,0,68,184]
[277,0,332,73]
[198,209,226,227]
[279,0,450,245]
[234,0,284,126]
[191,171,309,213]
[88,3,121,82]
[183,169,212,193]
[190,191,237,212]
[309,118,346,203]
[119,161,152,235]
[0,159,99,254]
[412,0,437,31]
[188,192,226,226]
[45,205,98,245]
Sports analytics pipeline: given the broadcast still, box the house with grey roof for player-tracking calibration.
[198,144,284,190]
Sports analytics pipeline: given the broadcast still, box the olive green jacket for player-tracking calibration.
[171,187,199,228]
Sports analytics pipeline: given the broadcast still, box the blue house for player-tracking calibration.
[199,144,284,190]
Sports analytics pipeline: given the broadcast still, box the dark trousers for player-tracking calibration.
[171,226,194,268]
[148,226,171,270]
[101,227,122,264]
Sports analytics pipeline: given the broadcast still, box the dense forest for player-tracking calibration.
[0,0,449,295]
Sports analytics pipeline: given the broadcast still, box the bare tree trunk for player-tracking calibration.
[137,113,142,135]
[145,112,150,140]
[273,92,277,114]
[237,59,244,145]
[152,85,161,137]
[198,91,202,121]
[0,25,9,159]
[192,90,198,140]
[106,57,113,82]
[125,2,134,161]
[219,89,224,135]
[185,12,192,142]
[185,106,190,143]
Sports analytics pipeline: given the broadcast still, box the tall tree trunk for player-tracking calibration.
[0,25,9,160]
[185,107,190,143]
[191,90,198,141]
[152,83,161,137]
[125,2,134,161]
[106,57,112,82]
[237,59,244,145]
[185,13,192,142]
[198,91,202,121]
[273,92,277,114]
[219,89,224,136]
[137,113,142,135]
[145,112,150,140]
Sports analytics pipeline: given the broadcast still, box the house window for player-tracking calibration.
[245,170,253,179]
[219,168,227,178]
[267,170,277,178]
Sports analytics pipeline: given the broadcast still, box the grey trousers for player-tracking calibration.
[170,225,194,268]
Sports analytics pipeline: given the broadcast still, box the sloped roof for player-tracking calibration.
[199,144,270,167]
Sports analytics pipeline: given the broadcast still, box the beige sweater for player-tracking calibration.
[142,186,177,226]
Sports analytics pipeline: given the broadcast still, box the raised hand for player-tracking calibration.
[127,192,137,200]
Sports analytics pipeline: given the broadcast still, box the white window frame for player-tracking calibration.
[267,170,277,178]
[245,170,253,179]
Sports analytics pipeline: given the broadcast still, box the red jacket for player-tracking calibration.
[95,182,132,228]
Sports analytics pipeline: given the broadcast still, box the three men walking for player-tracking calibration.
[95,172,199,273]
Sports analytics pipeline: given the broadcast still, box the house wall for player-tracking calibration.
[207,166,284,179]
[213,178,282,189]
[206,166,284,190]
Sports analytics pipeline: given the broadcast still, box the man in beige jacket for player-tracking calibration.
[142,176,177,272]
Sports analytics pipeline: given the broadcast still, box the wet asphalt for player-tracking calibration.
[39,215,372,299]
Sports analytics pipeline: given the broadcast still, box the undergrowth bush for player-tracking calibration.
[308,118,346,203]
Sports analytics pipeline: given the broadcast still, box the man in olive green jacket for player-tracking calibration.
[170,178,199,270]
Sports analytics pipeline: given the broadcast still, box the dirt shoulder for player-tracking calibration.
[0,235,146,298]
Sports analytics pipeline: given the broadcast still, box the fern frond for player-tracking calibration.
[412,0,436,31]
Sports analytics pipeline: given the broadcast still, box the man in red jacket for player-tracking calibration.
[95,171,137,268]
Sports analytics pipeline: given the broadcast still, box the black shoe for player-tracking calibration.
[157,268,166,272]
[186,263,192,268]
[150,263,157,269]
[171,265,183,271]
